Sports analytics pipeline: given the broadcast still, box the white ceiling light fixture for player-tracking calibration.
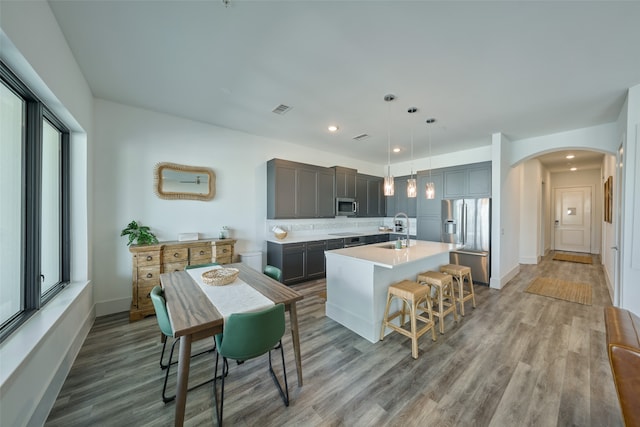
[383,94,396,197]
[425,118,436,199]
[566,154,575,159]
[407,107,418,198]
[328,125,339,132]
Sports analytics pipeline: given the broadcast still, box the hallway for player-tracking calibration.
[46,252,621,426]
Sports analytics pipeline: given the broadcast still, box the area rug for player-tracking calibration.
[525,277,592,305]
[553,253,593,264]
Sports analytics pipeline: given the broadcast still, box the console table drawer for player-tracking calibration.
[162,248,188,263]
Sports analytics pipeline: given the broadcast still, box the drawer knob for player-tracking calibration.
[199,250,205,255]
[146,273,153,278]
[146,255,153,261]
[174,252,179,258]
[223,249,228,253]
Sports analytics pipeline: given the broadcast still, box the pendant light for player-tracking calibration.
[383,94,395,196]
[425,118,436,199]
[407,107,418,198]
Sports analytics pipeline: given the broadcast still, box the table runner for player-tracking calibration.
[186,265,274,320]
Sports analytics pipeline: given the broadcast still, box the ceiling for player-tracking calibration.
[47,1,640,167]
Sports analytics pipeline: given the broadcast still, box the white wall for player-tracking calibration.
[0,1,93,426]
[490,133,521,289]
[620,84,640,315]
[519,159,543,264]
[92,99,388,314]
[602,154,617,301]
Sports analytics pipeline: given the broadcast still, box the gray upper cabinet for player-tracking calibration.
[386,175,417,218]
[356,173,385,217]
[416,171,444,241]
[467,166,492,196]
[267,159,335,219]
[442,161,492,199]
[334,166,357,199]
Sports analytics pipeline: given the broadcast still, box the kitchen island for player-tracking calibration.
[324,240,458,343]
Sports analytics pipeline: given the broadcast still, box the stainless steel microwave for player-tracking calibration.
[336,197,358,216]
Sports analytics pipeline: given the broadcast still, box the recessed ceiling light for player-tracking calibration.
[328,125,339,132]
[570,167,577,171]
[393,147,400,153]
[566,154,575,159]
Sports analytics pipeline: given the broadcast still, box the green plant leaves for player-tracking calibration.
[120,220,158,246]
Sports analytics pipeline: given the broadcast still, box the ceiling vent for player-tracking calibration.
[272,104,292,115]
[352,133,370,141]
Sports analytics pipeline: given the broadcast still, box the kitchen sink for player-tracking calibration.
[377,242,415,249]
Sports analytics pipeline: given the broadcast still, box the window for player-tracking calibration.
[0,62,70,342]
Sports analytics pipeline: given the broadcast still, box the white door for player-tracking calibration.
[553,186,592,253]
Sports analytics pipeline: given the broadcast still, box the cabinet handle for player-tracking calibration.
[146,273,153,278]
[174,252,179,258]
[146,255,153,261]
[199,250,205,255]
[146,292,151,299]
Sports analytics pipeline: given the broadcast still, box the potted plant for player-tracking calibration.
[120,220,159,246]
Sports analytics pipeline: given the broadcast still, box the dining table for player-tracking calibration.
[160,262,304,427]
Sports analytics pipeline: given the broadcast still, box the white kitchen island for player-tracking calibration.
[324,240,458,343]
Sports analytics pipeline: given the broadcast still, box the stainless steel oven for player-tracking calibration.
[336,197,357,216]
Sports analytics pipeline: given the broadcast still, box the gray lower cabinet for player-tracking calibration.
[267,240,327,285]
[267,158,335,219]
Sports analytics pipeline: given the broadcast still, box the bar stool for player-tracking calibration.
[416,271,458,334]
[440,264,476,316]
[380,280,437,359]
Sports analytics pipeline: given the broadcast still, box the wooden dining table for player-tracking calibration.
[160,263,304,427]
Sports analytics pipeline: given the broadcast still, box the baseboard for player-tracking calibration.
[490,264,520,290]
[95,297,131,317]
[519,255,540,265]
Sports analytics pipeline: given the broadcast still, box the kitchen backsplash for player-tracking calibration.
[265,217,417,239]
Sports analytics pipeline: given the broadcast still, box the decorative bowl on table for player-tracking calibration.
[201,267,239,286]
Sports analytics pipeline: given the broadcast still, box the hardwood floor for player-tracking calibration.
[45,252,622,426]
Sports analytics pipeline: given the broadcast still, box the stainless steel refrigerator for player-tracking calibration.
[442,198,491,285]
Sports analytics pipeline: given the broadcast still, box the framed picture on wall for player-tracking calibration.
[604,176,613,223]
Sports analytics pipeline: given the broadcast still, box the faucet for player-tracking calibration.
[393,212,410,248]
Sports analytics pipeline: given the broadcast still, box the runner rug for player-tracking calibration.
[553,253,593,264]
[525,277,592,305]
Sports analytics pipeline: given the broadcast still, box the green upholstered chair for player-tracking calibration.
[263,265,282,282]
[185,262,220,270]
[150,286,216,403]
[213,303,289,426]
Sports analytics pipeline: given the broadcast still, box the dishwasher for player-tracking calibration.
[449,249,490,285]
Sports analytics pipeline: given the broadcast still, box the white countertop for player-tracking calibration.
[324,240,459,268]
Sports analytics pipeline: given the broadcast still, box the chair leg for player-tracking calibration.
[159,335,169,369]
[213,353,226,426]
[162,338,180,403]
[162,337,218,404]
[268,339,289,406]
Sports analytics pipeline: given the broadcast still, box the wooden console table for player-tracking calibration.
[128,238,236,321]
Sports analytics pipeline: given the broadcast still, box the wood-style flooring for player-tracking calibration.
[45,251,622,426]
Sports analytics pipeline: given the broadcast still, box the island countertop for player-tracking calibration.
[325,240,459,268]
